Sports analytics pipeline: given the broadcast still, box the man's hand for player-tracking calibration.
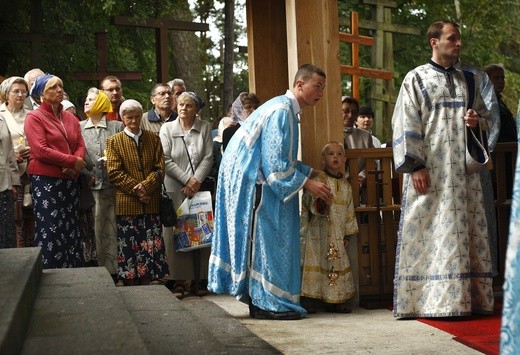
[304,179,332,200]
[464,109,479,128]
[411,168,430,194]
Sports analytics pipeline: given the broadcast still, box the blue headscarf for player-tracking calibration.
[29,74,54,99]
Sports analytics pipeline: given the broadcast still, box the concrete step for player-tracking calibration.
[119,287,279,354]
[0,248,42,355]
[1,247,278,354]
[21,267,149,355]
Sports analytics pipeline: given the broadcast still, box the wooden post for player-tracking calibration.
[245,0,289,103]
[286,0,343,170]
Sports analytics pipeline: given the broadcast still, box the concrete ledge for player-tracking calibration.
[22,267,148,355]
[0,247,42,355]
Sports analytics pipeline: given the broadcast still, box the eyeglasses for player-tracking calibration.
[10,90,28,96]
[154,91,174,97]
[342,109,357,114]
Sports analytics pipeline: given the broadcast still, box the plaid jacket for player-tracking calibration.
[106,130,165,216]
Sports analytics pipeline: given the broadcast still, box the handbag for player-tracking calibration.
[160,183,177,227]
[463,70,491,175]
[79,175,96,211]
[23,183,32,208]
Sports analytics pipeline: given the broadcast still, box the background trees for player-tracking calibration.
[0,0,518,125]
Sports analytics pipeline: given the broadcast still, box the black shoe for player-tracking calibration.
[249,303,303,320]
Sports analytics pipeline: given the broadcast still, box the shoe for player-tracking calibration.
[249,303,303,320]
[326,304,352,313]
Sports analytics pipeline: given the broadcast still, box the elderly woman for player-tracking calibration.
[0,107,20,248]
[25,74,86,268]
[81,88,124,275]
[159,91,213,296]
[0,77,34,248]
[106,99,169,286]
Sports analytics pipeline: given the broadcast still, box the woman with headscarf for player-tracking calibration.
[106,99,169,286]
[81,88,124,274]
[159,91,213,296]
[222,92,260,151]
[0,76,34,248]
[25,74,86,268]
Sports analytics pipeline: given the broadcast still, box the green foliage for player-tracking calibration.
[1,0,519,122]
[337,0,520,138]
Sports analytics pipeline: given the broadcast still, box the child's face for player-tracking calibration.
[322,145,346,172]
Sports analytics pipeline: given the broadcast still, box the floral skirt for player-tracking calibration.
[0,189,16,248]
[31,175,84,268]
[116,214,169,280]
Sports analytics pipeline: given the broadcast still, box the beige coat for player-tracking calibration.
[159,117,213,208]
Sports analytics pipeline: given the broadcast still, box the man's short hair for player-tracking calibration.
[100,75,121,89]
[150,83,171,96]
[427,21,459,48]
[292,64,326,87]
[341,96,359,110]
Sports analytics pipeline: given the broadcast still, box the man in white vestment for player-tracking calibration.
[392,21,494,318]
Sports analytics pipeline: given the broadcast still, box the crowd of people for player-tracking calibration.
[0,21,517,334]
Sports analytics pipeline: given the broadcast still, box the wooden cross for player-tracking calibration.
[339,11,393,99]
[112,16,209,83]
[0,0,74,66]
[71,32,142,85]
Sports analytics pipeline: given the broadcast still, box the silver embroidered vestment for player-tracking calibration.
[392,63,494,318]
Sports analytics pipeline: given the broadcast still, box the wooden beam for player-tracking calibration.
[338,32,374,46]
[340,65,393,80]
[362,0,397,7]
[0,33,75,42]
[112,17,209,32]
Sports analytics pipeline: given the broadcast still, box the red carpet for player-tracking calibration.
[418,305,501,355]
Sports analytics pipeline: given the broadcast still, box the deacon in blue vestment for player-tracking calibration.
[208,64,332,320]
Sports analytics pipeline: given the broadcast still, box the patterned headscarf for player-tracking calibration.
[87,91,112,117]
[231,92,247,122]
[119,99,143,118]
[183,91,205,111]
[29,74,54,98]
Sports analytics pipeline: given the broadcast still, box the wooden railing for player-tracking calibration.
[344,143,517,300]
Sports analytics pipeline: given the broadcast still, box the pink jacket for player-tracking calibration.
[25,101,86,179]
